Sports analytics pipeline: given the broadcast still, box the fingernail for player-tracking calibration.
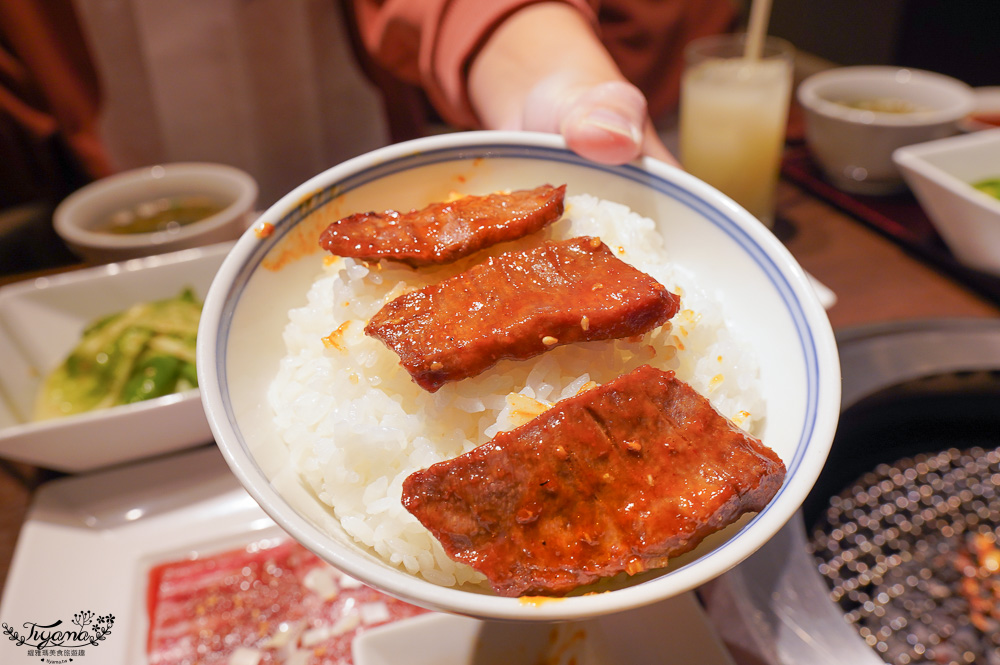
[581,109,643,144]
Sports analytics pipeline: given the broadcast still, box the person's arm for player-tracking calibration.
[349,0,674,165]
[467,2,675,165]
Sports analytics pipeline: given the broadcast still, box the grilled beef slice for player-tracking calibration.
[402,364,786,597]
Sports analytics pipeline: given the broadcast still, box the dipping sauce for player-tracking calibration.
[972,178,1000,201]
[967,111,1000,129]
[101,195,224,234]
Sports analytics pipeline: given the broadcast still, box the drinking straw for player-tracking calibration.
[744,0,773,60]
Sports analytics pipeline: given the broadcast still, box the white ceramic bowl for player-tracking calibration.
[198,131,841,620]
[893,129,1000,276]
[797,66,975,195]
[958,86,1000,133]
[54,162,258,264]
[0,242,230,472]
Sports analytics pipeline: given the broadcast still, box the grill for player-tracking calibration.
[702,319,1000,665]
[809,445,1000,665]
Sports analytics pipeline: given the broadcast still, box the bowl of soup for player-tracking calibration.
[55,162,258,264]
[797,66,975,195]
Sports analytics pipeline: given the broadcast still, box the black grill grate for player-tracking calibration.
[809,446,1000,665]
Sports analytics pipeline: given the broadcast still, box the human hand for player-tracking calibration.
[521,75,676,166]
[468,3,676,167]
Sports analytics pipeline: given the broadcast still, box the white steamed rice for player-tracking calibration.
[268,193,764,588]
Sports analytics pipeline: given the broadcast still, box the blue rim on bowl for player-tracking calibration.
[198,130,840,620]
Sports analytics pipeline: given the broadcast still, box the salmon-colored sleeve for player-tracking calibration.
[597,0,739,116]
[351,0,599,129]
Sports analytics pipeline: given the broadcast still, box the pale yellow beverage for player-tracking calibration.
[680,36,793,227]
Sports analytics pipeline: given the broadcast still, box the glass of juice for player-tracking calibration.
[680,34,794,229]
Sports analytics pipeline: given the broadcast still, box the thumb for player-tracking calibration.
[523,77,674,165]
[561,81,647,164]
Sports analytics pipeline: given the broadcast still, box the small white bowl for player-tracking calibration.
[797,66,975,195]
[0,242,231,472]
[54,162,257,264]
[958,86,1000,133]
[893,129,1000,276]
[198,131,841,621]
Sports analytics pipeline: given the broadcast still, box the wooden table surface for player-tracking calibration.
[773,180,1000,328]
[1,178,998,603]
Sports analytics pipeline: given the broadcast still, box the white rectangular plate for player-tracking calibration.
[1,446,736,665]
[0,243,232,471]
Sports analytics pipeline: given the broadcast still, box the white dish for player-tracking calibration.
[0,446,736,665]
[807,272,837,310]
[957,86,1000,133]
[0,447,273,664]
[199,130,841,620]
[0,242,230,472]
[893,129,1000,276]
[352,593,735,665]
